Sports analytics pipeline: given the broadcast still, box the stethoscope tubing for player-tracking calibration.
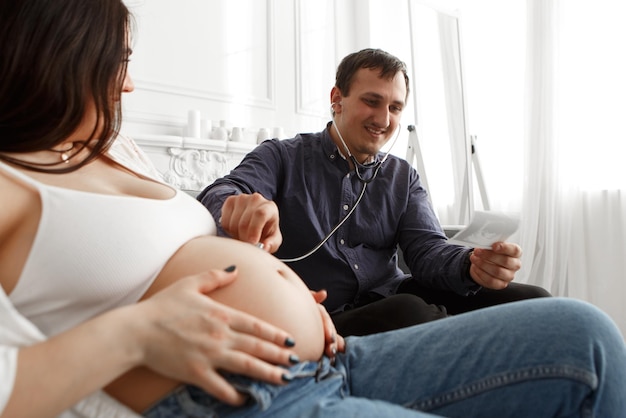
[278,119,400,263]
[278,180,368,263]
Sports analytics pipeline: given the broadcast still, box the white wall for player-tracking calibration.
[121,0,440,143]
[122,0,350,140]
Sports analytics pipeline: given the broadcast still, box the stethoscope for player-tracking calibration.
[278,102,401,263]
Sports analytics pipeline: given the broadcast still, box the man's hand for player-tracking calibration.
[219,193,282,253]
[469,242,522,290]
[311,289,345,360]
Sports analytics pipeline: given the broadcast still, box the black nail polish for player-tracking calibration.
[224,265,236,272]
[284,337,295,347]
[282,373,293,382]
[288,354,300,364]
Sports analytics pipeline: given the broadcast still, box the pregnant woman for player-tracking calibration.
[1,1,625,417]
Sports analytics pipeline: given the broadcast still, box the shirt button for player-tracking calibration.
[340,239,345,245]
[343,204,349,211]
[354,264,359,270]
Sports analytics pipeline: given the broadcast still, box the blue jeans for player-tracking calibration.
[144,298,626,417]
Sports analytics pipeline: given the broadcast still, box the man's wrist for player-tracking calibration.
[463,249,474,275]
[463,250,483,294]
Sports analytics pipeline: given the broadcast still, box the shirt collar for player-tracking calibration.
[322,122,380,165]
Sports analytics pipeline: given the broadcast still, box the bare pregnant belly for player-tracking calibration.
[105,236,325,412]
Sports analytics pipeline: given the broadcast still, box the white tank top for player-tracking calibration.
[2,159,216,337]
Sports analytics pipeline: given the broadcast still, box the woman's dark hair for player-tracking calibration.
[0,0,133,172]
[335,48,410,100]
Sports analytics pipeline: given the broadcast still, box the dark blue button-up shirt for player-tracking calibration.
[198,125,478,313]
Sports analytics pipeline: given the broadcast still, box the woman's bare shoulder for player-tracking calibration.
[0,170,40,247]
[0,170,42,293]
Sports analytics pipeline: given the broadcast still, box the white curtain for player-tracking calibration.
[519,0,626,336]
[388,0,626,335]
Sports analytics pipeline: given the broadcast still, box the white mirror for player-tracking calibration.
[406,1,473,227]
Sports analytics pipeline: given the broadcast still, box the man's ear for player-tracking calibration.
[330,86,343,113]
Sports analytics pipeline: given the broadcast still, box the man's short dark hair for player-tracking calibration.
[335,48,410,99]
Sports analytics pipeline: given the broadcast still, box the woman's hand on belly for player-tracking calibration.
[107,236,325,412]
[105,268,304,410]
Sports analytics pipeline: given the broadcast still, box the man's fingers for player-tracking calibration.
[469,264,510,290]
[259,228,282,253]
[470,248,521,277]
[311,289,328,304]
[219,198,246,240]
[245,201,274,238]
[220,194,279,245]
[493,241,523,258]
[335,334,346,353]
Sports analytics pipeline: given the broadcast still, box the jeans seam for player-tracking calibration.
[411,365,598,411]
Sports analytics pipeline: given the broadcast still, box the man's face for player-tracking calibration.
[330,67,406,163]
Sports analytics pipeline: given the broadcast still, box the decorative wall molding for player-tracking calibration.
[133,80,275,109]
[133,134,256,192]
[130,0,276,110]
[163,148,229,191]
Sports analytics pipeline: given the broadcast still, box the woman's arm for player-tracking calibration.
[2,269,298,418]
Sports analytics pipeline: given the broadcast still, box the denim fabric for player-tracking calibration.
[144,298,626,417]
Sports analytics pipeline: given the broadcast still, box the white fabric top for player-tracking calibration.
[0,288,141,417]
[2,151,214,337]
[0,135,212,416]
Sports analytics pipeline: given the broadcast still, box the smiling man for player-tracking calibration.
[198,48,550,336]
